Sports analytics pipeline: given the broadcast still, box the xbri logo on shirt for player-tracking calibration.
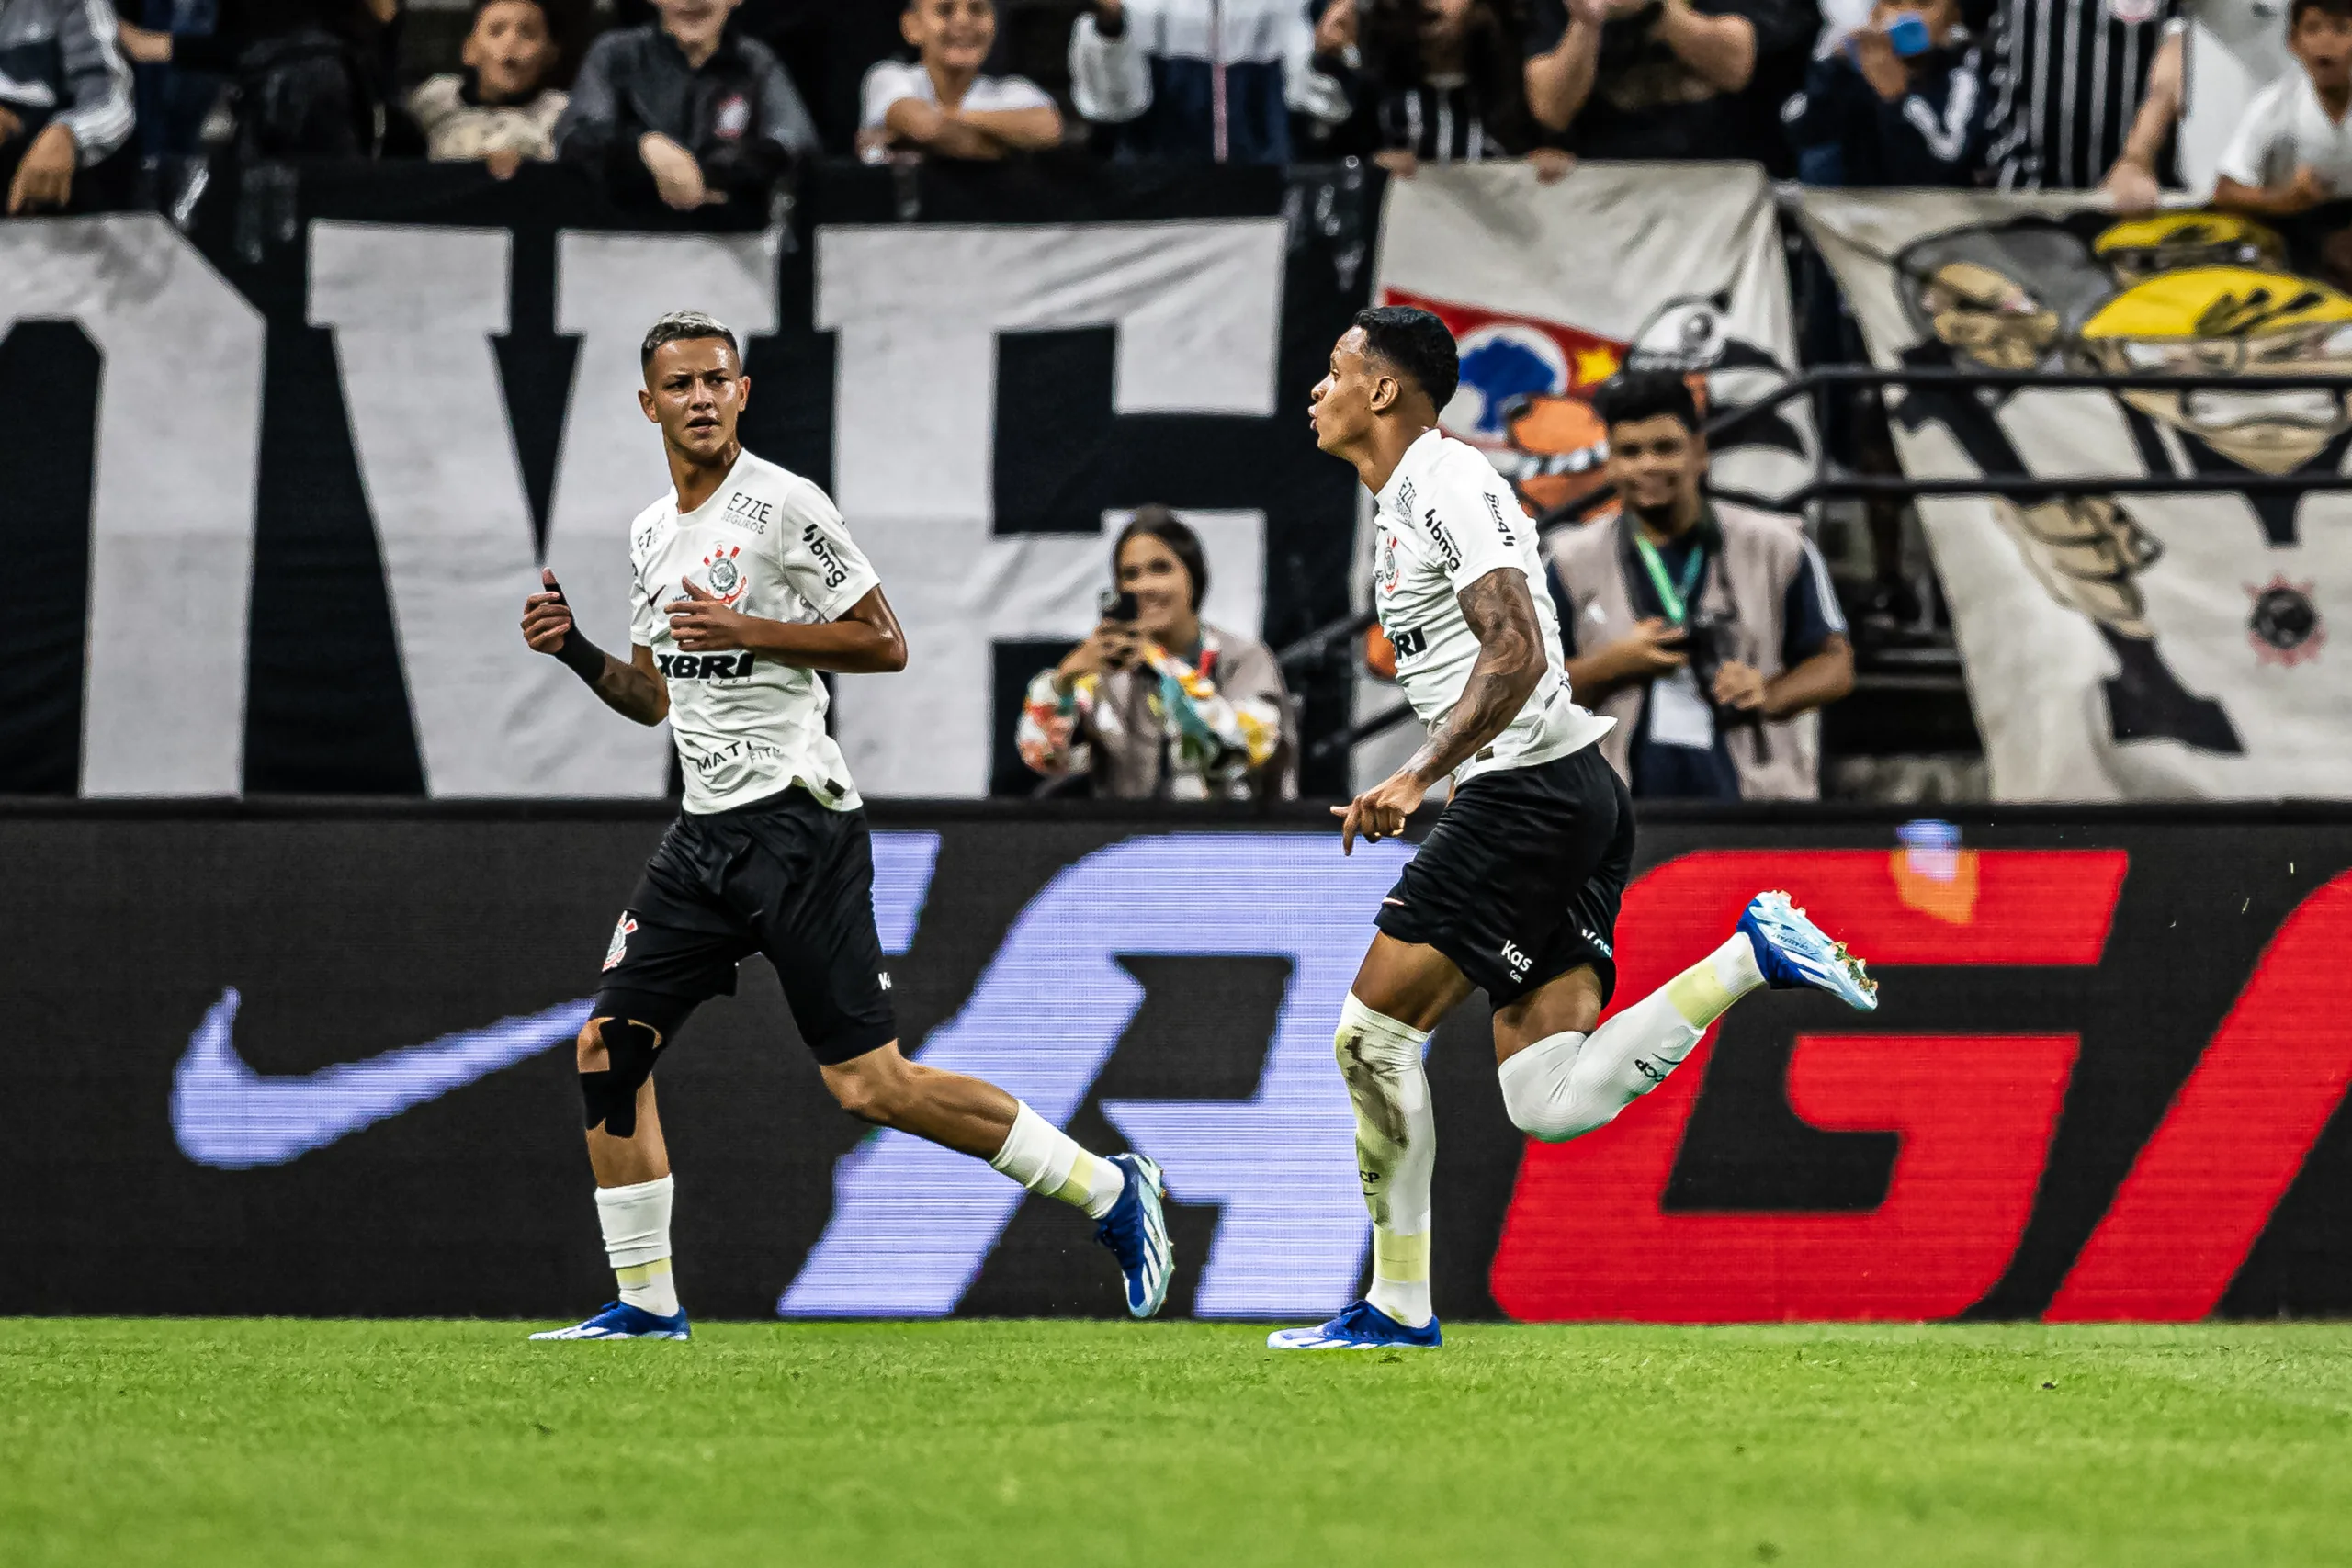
[657,650,756,680]
[1388,625,1428,660]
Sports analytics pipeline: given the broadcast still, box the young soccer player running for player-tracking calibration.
[518,311,1171,1338]
[1271,307,1878,1350]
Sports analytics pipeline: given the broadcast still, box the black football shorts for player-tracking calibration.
[592,784,898,1064]
[1374,743,1634,1008]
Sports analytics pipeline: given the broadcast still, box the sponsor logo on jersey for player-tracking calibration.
[1424,508,1463,574]
[802,522,851,592]
[702,545,747,605]
[1389,625,1428,660]
[722,491,774,535]
[1500,939,1532,978]
[603,913,638,972]
[1483,491,1519,546]
[878,972,892,992]
[656,650,756,681]
[1579,927,1613,958]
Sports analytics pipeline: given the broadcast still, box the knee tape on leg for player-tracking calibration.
[1498,1031,1611,1143]
[581,1019,663,1139]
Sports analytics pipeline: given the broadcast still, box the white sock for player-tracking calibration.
[989,1101,1125,1220]
[1498,933,1764,1143]
[596,1175,680,1317]
[1335,994,1435,1328]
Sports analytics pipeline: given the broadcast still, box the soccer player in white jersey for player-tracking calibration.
[1269,307,1880,1350]
[518,311,1171,1339]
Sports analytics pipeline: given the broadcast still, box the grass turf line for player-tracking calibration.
[5,1319,2349,1567]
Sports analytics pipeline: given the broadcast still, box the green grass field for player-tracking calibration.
[6,1319,2349,1566]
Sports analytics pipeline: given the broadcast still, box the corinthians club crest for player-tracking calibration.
[2248,576,2324,667]
[702,545,746,606]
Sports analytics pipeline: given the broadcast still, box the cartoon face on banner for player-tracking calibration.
[1888,209,2346,761]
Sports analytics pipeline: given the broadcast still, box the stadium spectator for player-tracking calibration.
[555,0,819,212]
[1521,0,1819,167]
[1782,0,1982,185]
[0,0,134,214]
[1298,0,1575,179]
[1019,508,1295,801]
[858,0,1062,163]
[117,0,403,159]
[1547,372,1851,800]
[1067,0,1323,164]
[407,0,567,175]
[2211,0,2352,218]
[1981,0,2181,209]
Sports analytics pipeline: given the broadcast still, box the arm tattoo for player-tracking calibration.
[591,656,666,725]
[1404,568,1546,784]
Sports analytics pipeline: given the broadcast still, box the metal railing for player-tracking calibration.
[1293,366,2352,761]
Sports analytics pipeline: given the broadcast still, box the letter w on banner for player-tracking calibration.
[1800,192,2352,799]
[1361,164,1809,780]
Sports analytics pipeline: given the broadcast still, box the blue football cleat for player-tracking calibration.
[1267,1299,1443,1350]
[529,1301,691,1340]
[1737,889,1878,1011]
[1095,1153,1173,1318]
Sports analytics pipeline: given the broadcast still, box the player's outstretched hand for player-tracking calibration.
[522,568,574,655]
[1331,769,1427,855]
[666,578,754,652]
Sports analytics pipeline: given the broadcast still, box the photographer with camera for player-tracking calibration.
[1018,507,1296,801]
[1548,372,1852,800]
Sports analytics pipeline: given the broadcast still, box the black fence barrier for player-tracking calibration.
[8,800,2352,1322]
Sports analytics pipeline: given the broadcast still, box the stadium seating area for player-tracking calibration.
[5,0,2342,804]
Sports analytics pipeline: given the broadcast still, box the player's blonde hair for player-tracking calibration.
[640,311,739,371]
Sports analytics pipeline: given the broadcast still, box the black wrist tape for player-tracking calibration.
[555,629,605,680]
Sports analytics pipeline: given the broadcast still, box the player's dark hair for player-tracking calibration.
[1591,370,1701,436]
[2292,0,2352,28]
[1352,305,1460,412]
[640,310,740,372]
[1114,505,1209,611]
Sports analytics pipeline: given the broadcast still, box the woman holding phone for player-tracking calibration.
[1017,507,1296,800]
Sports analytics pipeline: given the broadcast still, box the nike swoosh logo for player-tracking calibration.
[173,988,594,1169]
[172,831,944,1169]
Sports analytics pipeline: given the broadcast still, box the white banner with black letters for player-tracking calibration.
[0,164,1364,798]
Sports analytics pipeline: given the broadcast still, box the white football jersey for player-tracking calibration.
[1372,429,1612,784]
[628,449,879,814]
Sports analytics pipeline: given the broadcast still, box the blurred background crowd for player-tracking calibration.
[0,0,2238,216]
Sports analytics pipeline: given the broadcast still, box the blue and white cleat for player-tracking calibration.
[1096,1153,1173,1318]
[1737,889,1879,1011]
[529,1302,691,1340]
[1267,1299,1443,1350]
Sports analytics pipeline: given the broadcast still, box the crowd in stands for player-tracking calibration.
[8,0,2345,804]
[3,0,2324,214]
